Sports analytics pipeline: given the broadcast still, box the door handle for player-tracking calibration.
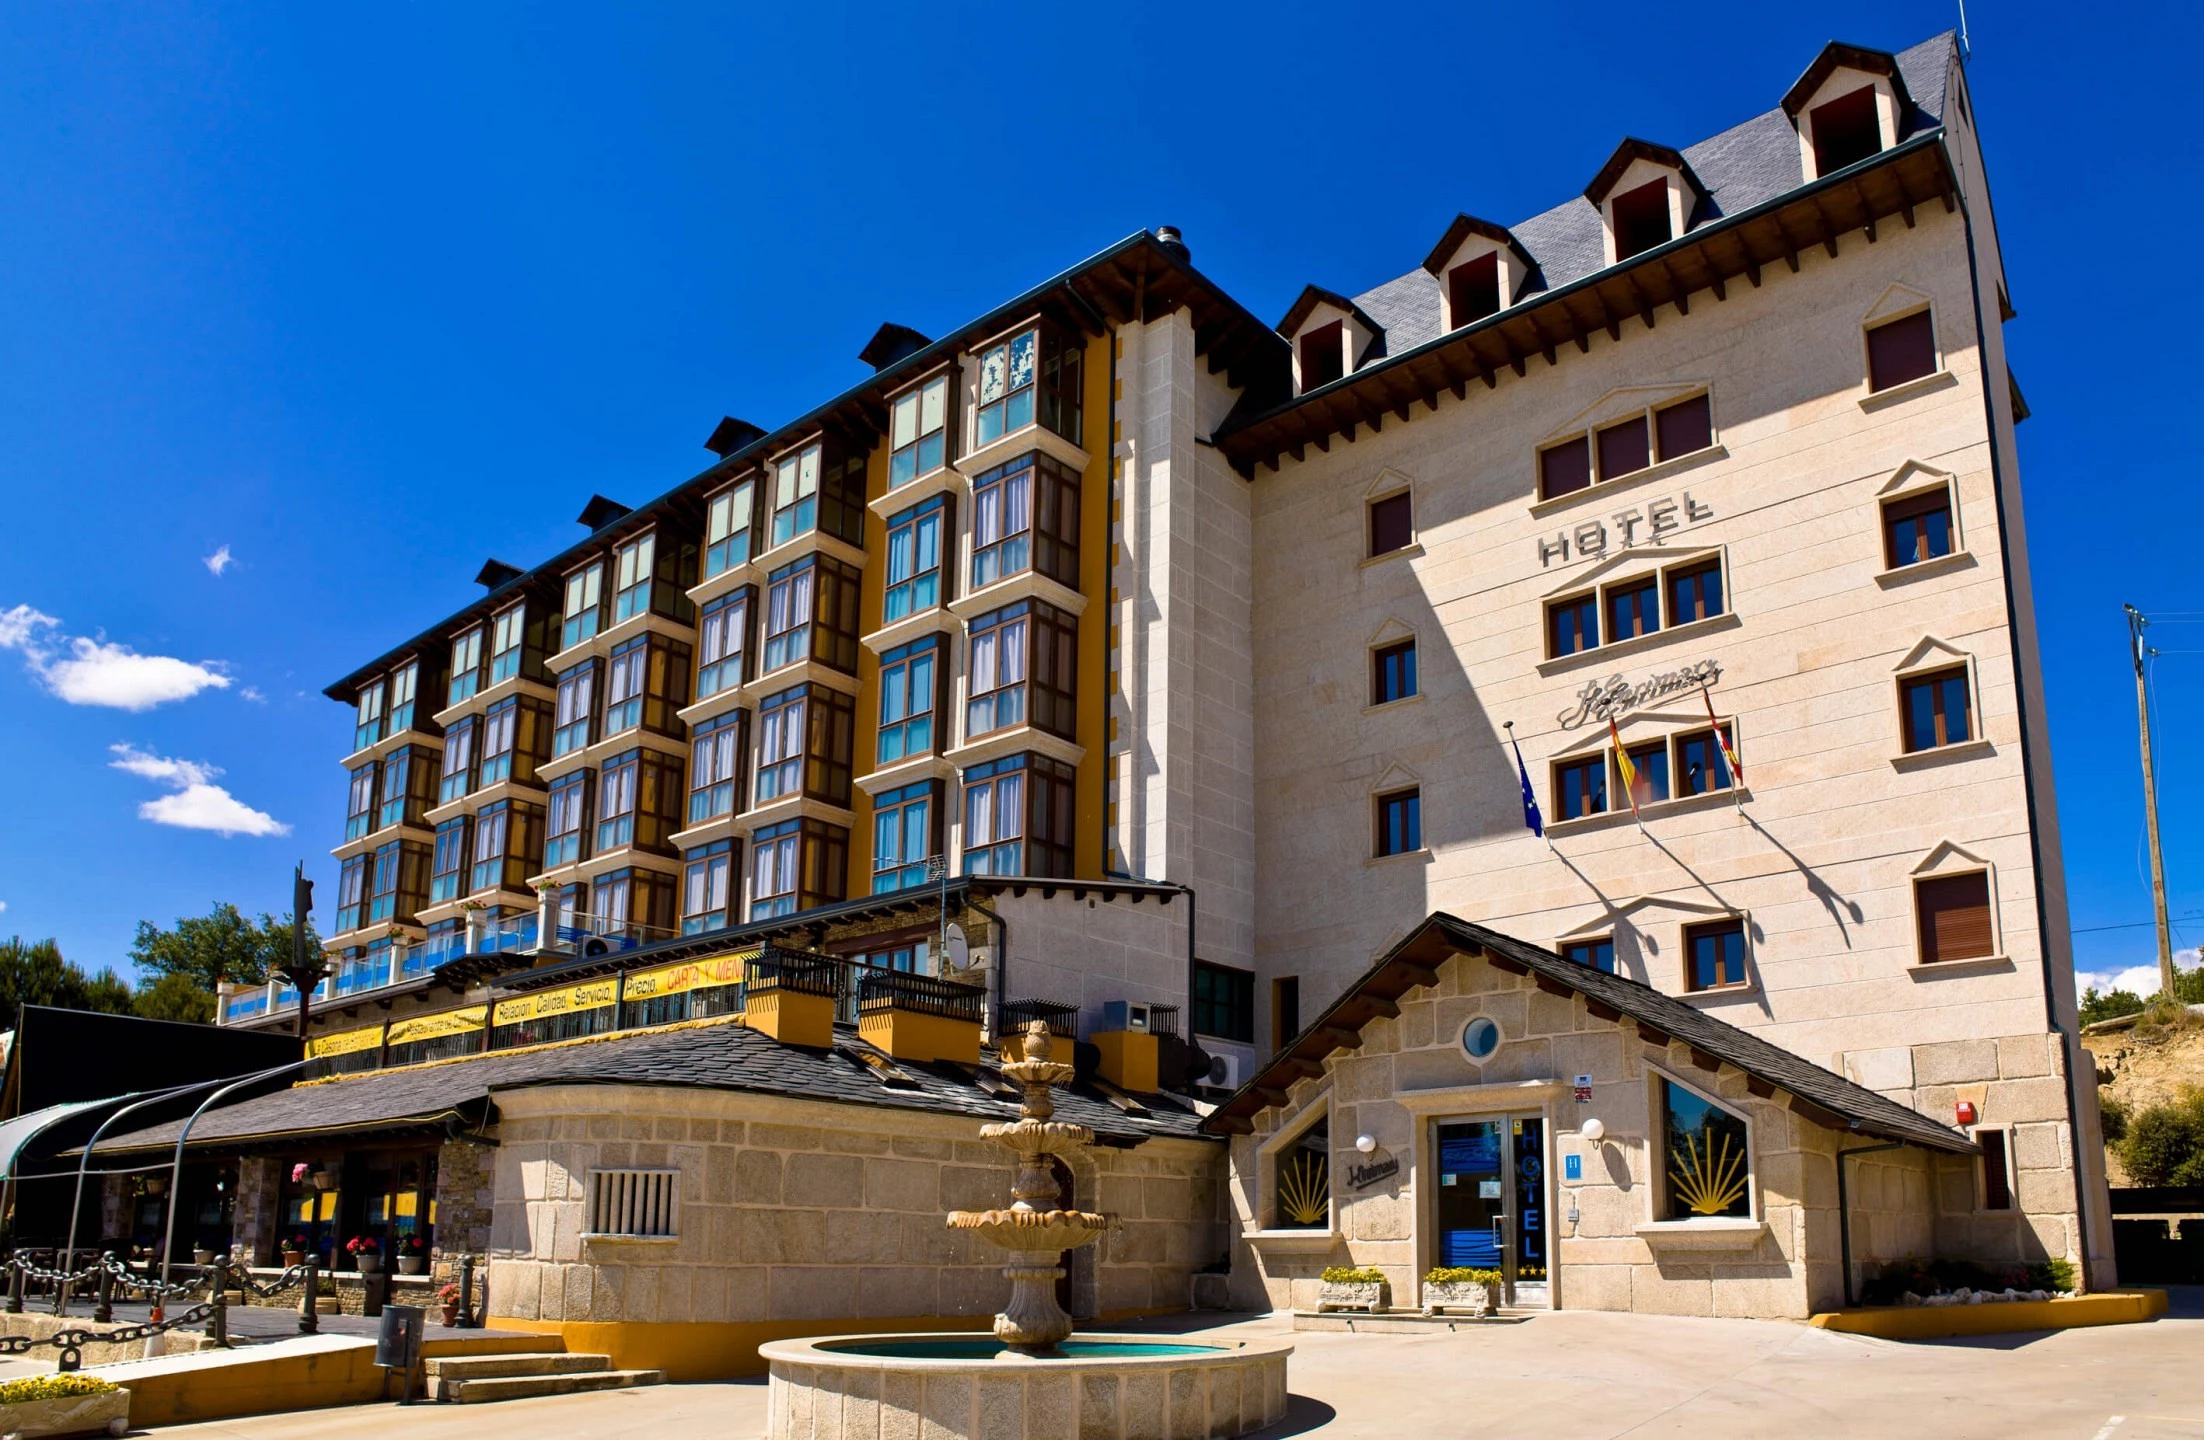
[1492,1216,1508,1246]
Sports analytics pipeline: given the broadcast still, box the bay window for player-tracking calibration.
[591,867,677,940]
[478,695,551,788]
[345,761,378,842]
[682,840,737,934]
[750,816,848,920]
[336,854,370,932]
[611,527,693,625]
[888,372,951,489]
[871,780,941,893]
[354,679,386,751]
[752,682,855,808]
[689,711,746,825]
[447,626,486,706]
[696,589,753,699]
[430,817,470,904]
[965,601,1076,741]
[544,770,591,869]
[487,602,534,685]
[470,799,543,895]
[438,718,476,804]
[386,660,422,736]
[596,747,682,856]
[961,752,1074,878]
[367,839,430,926]
[552,661,597,758]
[877,638,942,765]
[973,323,1082,449]
[971,452,1078,590]
[762,554,861,677]
[703,478,756,579]
[603,633,691,738]
[884,496,948,622]
[766,439,864,550]
[562,562,606,651]
[376,744,438,831]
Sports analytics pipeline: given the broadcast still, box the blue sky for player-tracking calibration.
[0,2,2196,998]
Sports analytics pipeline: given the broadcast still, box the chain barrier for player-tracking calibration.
[0,1303,221,1372]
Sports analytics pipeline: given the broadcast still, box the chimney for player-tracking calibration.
[858,323,933,373]
[575,495,631,531]
[1155,225,1189,261]
[704,416,766,458]
[473,559,524,590]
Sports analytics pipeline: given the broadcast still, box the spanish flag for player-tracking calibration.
[1609,718,1644,819]
[1702,686,1745,789]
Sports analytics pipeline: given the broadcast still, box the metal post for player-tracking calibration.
[457,1254,477,1328]
[299,1255,319,1335]
[209,1255,229,1348]
[6,1257,21,1314]
[159,1060,309,1298]
[61,1079,209,1319]
[94,1255,113,1324]
[2126,605,2177,999]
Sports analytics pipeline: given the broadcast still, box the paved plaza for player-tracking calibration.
[123,1288,2204,1439]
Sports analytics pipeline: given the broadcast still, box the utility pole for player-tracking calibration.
[2126,605,2177,999]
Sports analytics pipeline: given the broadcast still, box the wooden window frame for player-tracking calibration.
[1914,868,1997,965]
[552,660,599,759]
[972,320,1082,451]
[1552,755,1607,821]
[447,626,487,707]
[688,710,748,827]
[888,369,955,490]
[878,637,944,766]
[1374,786,1422,857]
[561,561,606,652]
[749,816,849,920]
[1881,484,1958,570]
[1682,917,1750,992]
[1192,960,1256,1044]
[1899,663,1975,753]
[544,768,593,869]
[1371,638,1418,706]
[966,600,1077,743]
[1537,391,1715,502]
[696,588,754,700]
[1561,936,1616,974]
[429,816,470,904]
[702,477,758,580]
[438,718,475,805]
[1367,490,1414,558]
[681,839,739,935]
[884,494,951,622]
[345,761,379,842]
[960,752,1074,878]
[871,779,944,893]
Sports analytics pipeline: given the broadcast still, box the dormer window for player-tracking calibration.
[1611,180,1671,261]
[1423,214,1531,333]
[972,323,1081,451]
[1810,87,1881,175]
[1784,42,1910,182]
[1447,254,1500,328]
[888,372,952,490]
[1299,320,1344,390]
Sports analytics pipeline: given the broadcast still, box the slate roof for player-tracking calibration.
[1333,34,1956,364]
[89,1019,1211,1156]
[1202,913,1976,1155]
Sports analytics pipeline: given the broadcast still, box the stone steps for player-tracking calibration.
[425,1351,611,1382]
[442,1368,666,1403]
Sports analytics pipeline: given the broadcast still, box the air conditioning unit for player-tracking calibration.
[1102,1000,1153,1033]
[1205,1053,1241,1090]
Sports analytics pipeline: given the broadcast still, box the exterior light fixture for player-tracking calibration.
[1580,1118,1607,1143]
[1355,1134,1377,1154]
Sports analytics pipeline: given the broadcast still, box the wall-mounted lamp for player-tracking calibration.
[1355,1134,1378,1154]
[1580,1118,1607,1144]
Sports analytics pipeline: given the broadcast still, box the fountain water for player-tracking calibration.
[761,1021,1292,1439]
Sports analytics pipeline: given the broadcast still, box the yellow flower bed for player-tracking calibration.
[0,1375,119,1403]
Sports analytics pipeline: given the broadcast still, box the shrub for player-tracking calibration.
[2026,1259,2077,1294]
[2099,1093,2130,1144]
[0,1374,118,1404]
[1319,1266,1386,1286]
[2117,1088,2204,1187]
[1424,1267,1502,1286]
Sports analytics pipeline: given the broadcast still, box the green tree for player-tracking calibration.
[132,971,216,1024]
[0,937,136,1020]
[2118,1088,2204,1187]
[127,902,315,991]
[2080,985,2147,1027]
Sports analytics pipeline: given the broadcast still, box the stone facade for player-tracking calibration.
[229,1156,284,1266]
[484,1085,1224,1337]
[1228,949,2015,1318]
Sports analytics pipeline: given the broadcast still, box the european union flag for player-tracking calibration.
[1510,731,1544,839]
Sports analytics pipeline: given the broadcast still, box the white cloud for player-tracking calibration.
[108,744,288,838]
[204,545,234,577]
[0,606,229,711]
[2075,947,2204,1000]
[240,686,266,703]
[0,901,8,913]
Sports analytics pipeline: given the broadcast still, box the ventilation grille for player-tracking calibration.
[586,1168,680,1238]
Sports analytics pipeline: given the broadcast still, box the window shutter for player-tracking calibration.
[1540,437,1592,499]
[1300,320,1345,389]
[1654,394,1712,459]
[1448,252,1501,327]
[1368,493,1414,556]
[1916,872,1993,963]
[1868,310,1937,391]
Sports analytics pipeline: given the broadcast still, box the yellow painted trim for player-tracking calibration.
[386,1004,486,1046]
[1810,1288,2168,1340]
[1093,1030,1159,1093]
[306,1022,384,1059]
[747,988,835,1048]
[492,977,618,1027]
[858,1008,980,1065]
[486,1306,1192,1381]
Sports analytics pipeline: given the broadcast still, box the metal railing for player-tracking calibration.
[1001,998,1080,1038]
[747,950,843,1000]
[857,968,986,1024]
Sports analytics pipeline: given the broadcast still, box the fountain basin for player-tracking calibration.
[760,1331,1293,1440]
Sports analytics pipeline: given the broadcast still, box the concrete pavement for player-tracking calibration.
[133,1288,2204,1438]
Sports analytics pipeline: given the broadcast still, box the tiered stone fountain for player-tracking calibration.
[761,1021,1291,1439]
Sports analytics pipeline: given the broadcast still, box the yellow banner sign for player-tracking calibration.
[622,949,757,1003]
[492,978,619,1027]
[387,1005,487,1046]
[306,1023,384,1060]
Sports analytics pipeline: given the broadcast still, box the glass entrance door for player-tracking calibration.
[1434,1114,1550,1308]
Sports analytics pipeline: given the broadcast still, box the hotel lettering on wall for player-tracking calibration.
[1539,492,1714,566]
[1560,660,1723,729]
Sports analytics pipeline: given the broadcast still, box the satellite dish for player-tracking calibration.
[943,923,969,971]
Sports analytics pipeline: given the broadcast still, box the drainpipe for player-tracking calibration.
[963,889,1011,1042]
[1835,1140,1906,1308]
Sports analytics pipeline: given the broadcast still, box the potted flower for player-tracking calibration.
[308,1167,337,1193]
[192,1242,216,1267]
[0,1373,130,1439]
[345,1234,382,1274]
[1423,1266,1504,1317]
[396,1235,429,1275]
[281,1233,310,1267]
[1316,1265,1388,1314]
[437,1282,462,1327]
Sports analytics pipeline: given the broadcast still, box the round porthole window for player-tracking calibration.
[1462,1017,1501,1060]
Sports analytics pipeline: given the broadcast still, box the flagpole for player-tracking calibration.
[1701,682,1744,812]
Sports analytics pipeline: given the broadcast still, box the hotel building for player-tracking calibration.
[142,31,2109,1360]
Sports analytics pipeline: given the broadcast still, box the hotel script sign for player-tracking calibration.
[1559,659,1722,729]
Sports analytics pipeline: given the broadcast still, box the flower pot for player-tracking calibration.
[397,1256,426,1276]
[143,1178,167,1196]
[309,1173,336,1193]
[354,1255,383,1275]
[1423,1280,1500,1317]
[439,1303,460,1327]
[281,1250,305,1267]
[1315,1279,1387,1314]
[0,1386,132,1438]
[192,1250,214,1267]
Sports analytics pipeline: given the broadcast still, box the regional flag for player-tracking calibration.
[1702,686,1745,788]
[1609,718,1644,818]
